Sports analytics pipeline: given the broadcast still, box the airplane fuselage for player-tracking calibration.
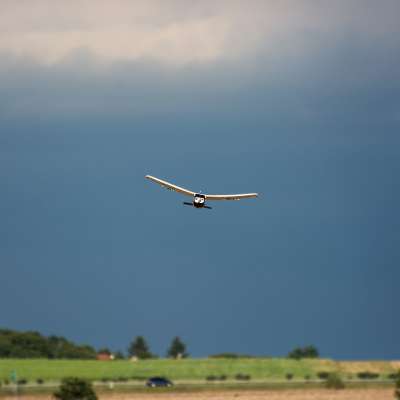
[193,193,206,208]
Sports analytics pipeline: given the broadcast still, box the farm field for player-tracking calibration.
[0,358,399,382]
[0,388,396,400]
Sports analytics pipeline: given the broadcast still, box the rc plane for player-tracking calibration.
[145,175,258,209]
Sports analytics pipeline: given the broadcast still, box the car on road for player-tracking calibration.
[146,377,173,387]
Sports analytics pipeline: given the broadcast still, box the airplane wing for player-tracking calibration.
[205,193,258,201]
[145,175,195,197]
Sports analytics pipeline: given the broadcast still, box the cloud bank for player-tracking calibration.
[1,0,399,67]
[0,1,399,118]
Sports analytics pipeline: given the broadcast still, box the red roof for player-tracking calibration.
[97,353,112,361]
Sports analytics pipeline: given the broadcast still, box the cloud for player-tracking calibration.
[1,0,399,67]
[0,1,235,66]
[0,1,399,120]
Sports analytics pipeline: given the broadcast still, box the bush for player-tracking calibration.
[285,373,293,381]
[389,373,399,380]
[235,373,251,381]
[54,378,97,400]
[36,378,44,384]
[17,379,28,385]
[317,372,330,380]
[205,375,227,381]
[325,374,345,390]
[395,372,400,400]
[357,371,379,380]
[304,375,311,381]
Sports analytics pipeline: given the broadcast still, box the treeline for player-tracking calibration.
[0,329,96,359]
[0,328,319,361]
[0,329,189,360]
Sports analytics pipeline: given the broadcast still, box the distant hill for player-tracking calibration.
[0,328,96,359]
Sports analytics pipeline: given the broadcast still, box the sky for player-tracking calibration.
[0,0,399,359]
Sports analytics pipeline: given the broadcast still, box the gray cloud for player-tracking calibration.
[0,0,399,119]
[1,0,399,66]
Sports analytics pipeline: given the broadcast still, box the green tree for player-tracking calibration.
[114,350,124,359]
[54,378,97,400]
[128,336,152,359]
[0,329,96,359]
[288,345,319,360]
[167,337,188,359]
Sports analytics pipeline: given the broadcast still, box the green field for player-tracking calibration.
[0,358,398,383]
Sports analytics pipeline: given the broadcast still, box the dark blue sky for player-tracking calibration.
[1,1,399,359]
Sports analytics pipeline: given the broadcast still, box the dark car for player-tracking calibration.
[146,377,173,387]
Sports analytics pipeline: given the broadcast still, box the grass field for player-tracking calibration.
[0,358,399,383]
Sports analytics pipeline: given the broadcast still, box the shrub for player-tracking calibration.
[325,374,345,390]
[3,379,9,385]
[235,374,251,381]
[205,375,227,381]
[304,375,311,381]
[54,378,97,400]
[36,378,44,384]
[100,378,109,383]
[389,373,398,380]
[357,371,379,380]
[395,372,400,400]
[17,379,27,385]
[285,373,293,381]
[317,372,330,380]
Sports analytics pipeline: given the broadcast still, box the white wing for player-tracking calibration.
[145,175,195,197]
[205,193,258,201]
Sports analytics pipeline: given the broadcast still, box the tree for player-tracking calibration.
[114,351,125,359]
[0,329,96,359]
[128,336,152,359]
[167,337,188,359]
[54,378,97,400]
[288,345,319,360]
